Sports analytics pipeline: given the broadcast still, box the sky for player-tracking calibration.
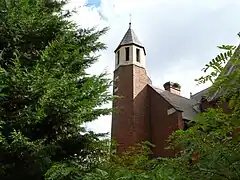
[65,0,240,134]
[87,0,101,7]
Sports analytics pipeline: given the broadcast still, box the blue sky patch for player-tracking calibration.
[87,0,101,7]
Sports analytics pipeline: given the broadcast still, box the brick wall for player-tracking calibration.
[111,65,134,153]
[148,86,181,157]
[133,65,152,144]
[112,64,185,156]
[112,65,151,153]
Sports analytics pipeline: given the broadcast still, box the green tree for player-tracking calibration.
[83,142,157,180]
[0,0,112,179]
[82,142,187,180]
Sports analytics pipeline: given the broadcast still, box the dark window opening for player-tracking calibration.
[183,119,195,131]
[117,51,120,65]
[199,103,207,113]
[136,48,140,62]
[125,47,129,61]
[183,120,189,131]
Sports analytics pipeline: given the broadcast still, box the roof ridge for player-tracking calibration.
[148,84,198,121]
[148,85,183,111]
[191,86,210,97]
[150,85,190,100]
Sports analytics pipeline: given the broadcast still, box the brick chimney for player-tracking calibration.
[163,81,181,95]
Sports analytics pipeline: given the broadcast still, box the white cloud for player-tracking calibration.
[67,0,240,134]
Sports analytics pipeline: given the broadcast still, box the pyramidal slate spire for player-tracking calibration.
[115,22,146,54]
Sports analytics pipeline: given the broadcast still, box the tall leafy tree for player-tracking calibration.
[0,0,112,179]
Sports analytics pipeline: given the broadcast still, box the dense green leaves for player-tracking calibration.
[0,0,112,179]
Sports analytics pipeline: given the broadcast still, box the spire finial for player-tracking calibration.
[129,13,132,28]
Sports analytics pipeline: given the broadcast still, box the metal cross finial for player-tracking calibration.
[129,13,132,28]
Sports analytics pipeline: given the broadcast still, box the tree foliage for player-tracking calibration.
[0,0,112,179]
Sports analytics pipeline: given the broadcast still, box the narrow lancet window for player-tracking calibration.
[125,47,129,61]
[136,48,140,62]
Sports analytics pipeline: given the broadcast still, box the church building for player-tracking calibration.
[111,22,236,157]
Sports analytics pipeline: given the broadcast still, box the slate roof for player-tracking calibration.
[115,23,146,54]
[190,87,210,102]
[149,85,200,121]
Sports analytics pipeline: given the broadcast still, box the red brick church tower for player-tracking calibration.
[111,22,240,157]
[111,22,152,153]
